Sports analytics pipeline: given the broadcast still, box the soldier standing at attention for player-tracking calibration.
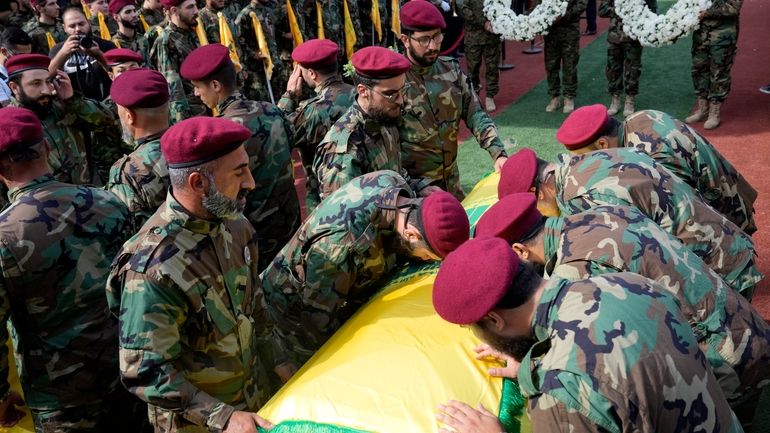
[139,0,165,28]
[556,104,757,234]
[197,0,241,44]
[398,0,507,200]
[314,46,437,200]
[475,194,770,427]
[0,107,146,432]
[498,147,763,298]
[278,39,356,212]
[107,116,285,433]
[685,0,742,129]
[543,0,586,113]
[107,68,171,230]
[23,0,65,54]
[149,0,205,123]
[432,237,744,433]
[599,0,656,116]
[110,0,149,57]
[261,170,469,364]
[181,44,301,272]
[235,0,282,102]
[461,0,500,112]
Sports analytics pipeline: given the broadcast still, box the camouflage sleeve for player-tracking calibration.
[704,0,742,18]
[116,270,236,431]
[151,39,191,124]
[315,148,363,200]
[64,95,120,132]
[528,393,610,433]
[0,279,11,398]
[276,94,297,113]
[563,0,588,21]
[461,0,487,28]
[551,261,614,281]
[459,69,506,161]
[302,241,356,337]
[598,0,613,17]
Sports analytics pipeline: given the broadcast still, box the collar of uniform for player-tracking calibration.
[353,101,385,136]
[373,185,413,230]
[409,60,433,76]
[315,75,344,94]
[136,129,167,147]
[216,92,246,116]
[8,174,56,203]
[531,277,570,342]
[163,191,223,235]
[169,21,191,35]
[616,121,627,147]
[542,216,565,276]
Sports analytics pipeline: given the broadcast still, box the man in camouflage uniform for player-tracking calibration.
[0,27,32,108]
[433,237,744,433]
[182,44,301,271]
[261,170,469,364]
[557,105,758,234]
[278,39,355,211]
[197,0,241,43]
[599,0,656,116]
[398,0,507,200]
[6,54,119,185]
[685,0,742,129]
[139,0,165,28]
[86,0,119,36]
[149,0,205,123]
[107,116,282,433]
[235,0,283,102]
[357,0,389,48]
[476,194,770,426]
[0,107,143,432]
[110,0,149,57]
[5,0,35,28]
[543,0,586,113]
[314,46,436,200]
[107,68,170,231]
[461,0,500,112]
[498,147,762,298]
[23,0,65,54]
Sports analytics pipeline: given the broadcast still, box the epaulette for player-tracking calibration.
[124,225,174,274]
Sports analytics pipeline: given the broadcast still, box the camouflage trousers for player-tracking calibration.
[465,33,501,97]
[691,18,739,102]
[241,64,286,104]
[606,40,643,96]
[544,25,580,98]
[32,387,150,433]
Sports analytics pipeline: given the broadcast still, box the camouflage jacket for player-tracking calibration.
[6,8,35,29]
[10,96,120,185]
[106,131,170,231]
[23,20,66,55]
[400,57,506,199]
[197,5,241,43]
[554,148,762,297]
[112,30,150,61]
[140,7,166,28]
[543,206,770,406]
[277,75,356,210]
[149,22,206,124]
[106,192,275,433]
[599,0,657,44]
[0,175,130,410]
[461,0,499,42]
[90,14,119,38]
[260,170,412,363]
[620,109,756,233]
[235,2,283,78]
[314,101,432,200]
[519,273,743,433]
[217,92,301,272]
[703,0,742,19]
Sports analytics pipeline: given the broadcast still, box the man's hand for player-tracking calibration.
[274,361,298,384]
[484,20,493,32]
[60,34,82,57]
[52,70,74,101]
[285,66,304,99]
[436,400,503,433]
[475,343,521,379]
[494,156,508,172]
[0,391,25,428]
[224,411,275,433]
[418,185,443,197]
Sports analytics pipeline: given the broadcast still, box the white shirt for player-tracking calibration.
[0,64,12,105]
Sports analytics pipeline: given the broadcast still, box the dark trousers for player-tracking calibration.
[585,0,597,32]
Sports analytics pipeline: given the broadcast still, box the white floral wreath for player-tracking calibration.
[615,0,713,47]
[483,0,714,46]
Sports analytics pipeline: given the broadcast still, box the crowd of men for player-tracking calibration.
[0,0,766,432]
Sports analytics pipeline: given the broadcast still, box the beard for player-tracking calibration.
[186,13,199,27]
[18,87,52,117]
[474,323,537,361]
[407,44,438,67]
[367,104,402,126]
[120,17,138,30]
[202,176,248,220]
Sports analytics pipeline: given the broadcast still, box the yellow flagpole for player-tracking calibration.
[250,11,274,80]
[342,0,356,60]
[285,0,304,47]
[315,0,325,39]
[194,16,209,45]
[218,12,242,72]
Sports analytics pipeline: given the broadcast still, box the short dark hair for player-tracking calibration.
[202,61,237,92]
[62,6,87,21]
[599,116,620,139]
[354,73,381,89]
[0,140,47,177]
[531,157,552,194]
[494,261,541,310]
[312,62,339,77]
[1,27,33,49]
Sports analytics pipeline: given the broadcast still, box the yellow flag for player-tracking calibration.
[218,12,242,72]
[391,0,400,36]
[97,12,111,40]
[195,16,209,45]
[315,1,325,39]
[45,32,55,50]
[342,0,356,60]
[285,0,304,47]
[250,12,273,80]
[114,39,121,48]
[371,0,382,42]
[139,14,150,33]
[82,2,92,19]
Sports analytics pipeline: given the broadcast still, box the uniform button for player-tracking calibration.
[687,218,695,225]
[153,227,162,234]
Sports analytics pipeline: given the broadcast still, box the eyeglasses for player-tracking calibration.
[409,33,444,47]
[368,82,410,102]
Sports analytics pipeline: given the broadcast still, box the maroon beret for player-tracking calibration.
[475,193,542,244]
[5,54,50,77]
[401,0,446,31]
[180,44,231,81]
[498,148,537,199]
[556,104,611,151]
[161,116,251,168]
[108,0,134,15]
[0,107,45,154]
[160,0,186,9]
[433,237,519,324]
[104,48,143,67]
[292,39,339,70]
[351,46,411,79]
[111,68,169,108]
[421,191,469,258]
